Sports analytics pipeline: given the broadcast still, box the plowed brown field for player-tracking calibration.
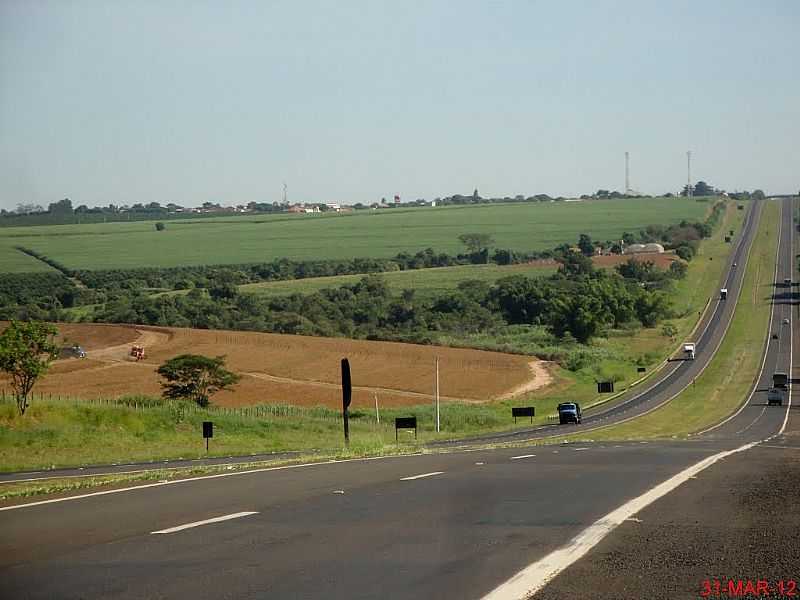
[1,323,551,409]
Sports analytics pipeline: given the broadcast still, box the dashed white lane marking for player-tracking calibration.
[735,406,767,435]
[0,453,425,512]
[475,462,485,466]
[480,440,759,600]
[400,471,444,481]
[151,511,258,534]
[573,448,590,451]
[509,455,536,460]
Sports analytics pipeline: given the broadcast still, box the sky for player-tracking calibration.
[1,0,798,210]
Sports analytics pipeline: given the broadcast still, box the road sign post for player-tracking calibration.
[395,416,417,441]
[341,358,352,446]
[202,421,213,452]
[597,381,614,393]
[511,406,535,424]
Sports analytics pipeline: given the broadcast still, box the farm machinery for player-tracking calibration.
[130,345,145,361]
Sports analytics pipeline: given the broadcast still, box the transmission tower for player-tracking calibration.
[625,151,630,195]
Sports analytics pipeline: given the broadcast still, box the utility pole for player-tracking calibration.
[283,182,288,205]
[435,356,440,433]
[625,151,630,195]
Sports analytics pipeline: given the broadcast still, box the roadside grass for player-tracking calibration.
[561,200,778,440]
[0,396,543,472]
[0,197,708,272]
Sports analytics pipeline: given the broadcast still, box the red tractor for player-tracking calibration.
[130,345,145,361]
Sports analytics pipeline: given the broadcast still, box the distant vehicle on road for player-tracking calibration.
[772,372,788,389]
[783,278,792,287]
[683,343,696,360]
[60,344,86,359]
[783,318,790,325]
[767,387,786,406]
[557,402,582,425]
[720,288,728,300]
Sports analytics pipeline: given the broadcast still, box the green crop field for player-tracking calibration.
[0,197,710,272]
[238,262,559,299]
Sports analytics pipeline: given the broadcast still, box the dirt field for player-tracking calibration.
[526,252,679,270]
[0,323,551,409]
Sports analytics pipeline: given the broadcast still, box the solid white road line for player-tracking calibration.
[400,471,444,481]
[481,440,760,600]
[151,511,258,534]
[509,455,536,460]
[0,453,423,512]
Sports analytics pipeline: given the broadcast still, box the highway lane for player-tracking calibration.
[0,442,731,600]
[693,195,795,442]
[0,199,794,600]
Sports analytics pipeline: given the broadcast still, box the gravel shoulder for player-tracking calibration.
[535,435,800,599]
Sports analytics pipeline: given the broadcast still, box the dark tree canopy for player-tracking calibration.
[157,354,240,407]
[458,233,495,254]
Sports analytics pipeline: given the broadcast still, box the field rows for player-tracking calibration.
[0,197,709,272]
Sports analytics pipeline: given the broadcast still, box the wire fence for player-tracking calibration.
[0,388,339,421]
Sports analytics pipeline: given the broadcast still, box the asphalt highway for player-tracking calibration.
[0,198,795,600]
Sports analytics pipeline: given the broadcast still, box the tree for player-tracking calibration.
[556,251,595,278]
[458,232,495,254]
[48,198,73,214]
[157,354,240,407]
[693,181,713,196]
[155,222,165,231]
[578,234,595,256]
[0,321,60,415]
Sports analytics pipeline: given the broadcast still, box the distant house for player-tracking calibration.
[325,203,341,212]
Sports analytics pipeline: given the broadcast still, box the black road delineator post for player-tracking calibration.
[202,421,213,452]
[395,417,417,441]
[512,406,535,424]
[341,358,352,446]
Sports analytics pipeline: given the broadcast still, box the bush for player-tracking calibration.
[155,222,165,231]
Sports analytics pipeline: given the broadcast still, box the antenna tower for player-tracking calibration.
[625,151,630,195]
[687,151,692,197]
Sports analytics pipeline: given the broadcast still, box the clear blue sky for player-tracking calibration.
[1,0,798,210]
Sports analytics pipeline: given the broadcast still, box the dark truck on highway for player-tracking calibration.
[768,372,789,406]
[557,402,582,425]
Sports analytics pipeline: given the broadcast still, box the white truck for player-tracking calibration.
[720,288,728,300]
[683,343,696,360]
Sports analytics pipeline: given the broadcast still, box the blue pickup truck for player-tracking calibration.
[557,402,582,425]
